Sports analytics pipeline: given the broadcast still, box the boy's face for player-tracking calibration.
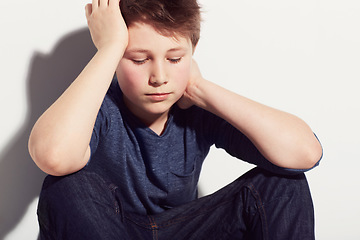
[116,22,193,124]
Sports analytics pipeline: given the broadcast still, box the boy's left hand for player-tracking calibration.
[177,59,204,109]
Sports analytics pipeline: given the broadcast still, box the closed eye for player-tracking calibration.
[132,58,149,65]
[168,57,182,64]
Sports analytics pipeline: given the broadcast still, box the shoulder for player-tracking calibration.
[94,80,127,132]
[171,104,226,133]
[104,79,123,107]
[174,104,223,121]
[100,79,129,117]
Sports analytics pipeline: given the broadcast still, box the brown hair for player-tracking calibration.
[120,0,201,48]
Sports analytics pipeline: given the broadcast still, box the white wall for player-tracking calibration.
[1,0,359,239]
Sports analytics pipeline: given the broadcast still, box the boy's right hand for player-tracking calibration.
[29,0,129,176]
[85,0,128,51]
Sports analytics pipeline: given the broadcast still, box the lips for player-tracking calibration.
[145,93,171,102]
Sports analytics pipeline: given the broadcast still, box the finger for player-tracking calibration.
[109,0,120,8]
[85,4,93,19]
[99,0,108,7]
[92,0,98,9]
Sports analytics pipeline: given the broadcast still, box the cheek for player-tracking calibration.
[173,63,191,89]
[116,62,147,92]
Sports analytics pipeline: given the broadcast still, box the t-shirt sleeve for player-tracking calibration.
[89,100,111,163]
[201,109,321,175]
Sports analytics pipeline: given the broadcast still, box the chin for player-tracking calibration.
[146,103,174,115]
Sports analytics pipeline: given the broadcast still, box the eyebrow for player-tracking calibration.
[125,49,149,54]
[167,47,187,52]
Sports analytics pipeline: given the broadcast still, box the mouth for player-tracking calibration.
[145,93,171,102]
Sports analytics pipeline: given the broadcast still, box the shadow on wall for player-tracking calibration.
[0,28,96,239]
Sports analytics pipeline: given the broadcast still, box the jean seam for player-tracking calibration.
[124,197,234,231]
[148,215,159,240]
[108,183,125,222]
[247,183,269,240]
[158,198,235,228]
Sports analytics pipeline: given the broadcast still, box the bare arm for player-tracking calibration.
[178,60,322,169]
[28,0,128,176]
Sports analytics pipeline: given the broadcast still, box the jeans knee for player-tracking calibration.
[38,170,118,220]
[242,167,312,205]
[37,171,130,239]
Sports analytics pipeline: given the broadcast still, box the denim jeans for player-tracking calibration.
[37,167,315,240]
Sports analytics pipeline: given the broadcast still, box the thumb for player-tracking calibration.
[85,4,93,20]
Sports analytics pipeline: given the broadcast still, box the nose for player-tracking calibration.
[149,61,168,86]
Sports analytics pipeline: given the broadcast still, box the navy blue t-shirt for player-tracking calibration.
[86,80,319,215]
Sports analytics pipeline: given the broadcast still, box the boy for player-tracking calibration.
[29,0,323,239]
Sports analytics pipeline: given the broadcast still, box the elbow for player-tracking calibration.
[297,136,323,170]
[28,138,84,176]
[29,142,64,176]
[264,134,323,174]
[274,136,323,171]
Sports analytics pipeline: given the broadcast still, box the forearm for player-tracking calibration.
[188,78,322,169]
[29,0,128,176]
[29,45,124,175]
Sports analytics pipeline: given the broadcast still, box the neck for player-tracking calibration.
[140,111,169,136]
[122,95,170,136]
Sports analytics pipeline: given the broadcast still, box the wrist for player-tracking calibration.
[98,42,126,54]
[185,77,210,109]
